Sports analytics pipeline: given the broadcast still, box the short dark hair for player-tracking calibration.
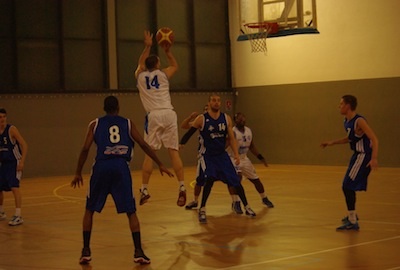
[234,112,244,121]
[145,55,159,70]
[342,95,357,110]
[0,108,6,114]
[208,93,220,101]
[104,96,119,113]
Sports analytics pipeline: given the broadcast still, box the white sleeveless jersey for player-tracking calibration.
[137,69,174,112]
[229,126,253,158]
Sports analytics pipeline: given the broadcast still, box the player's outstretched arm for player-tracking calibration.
[181,112,199,129]
[320,136,349,148]
[134,30,153,78]
[161,46,178,79]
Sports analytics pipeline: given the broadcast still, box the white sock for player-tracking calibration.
[15,208,21,217]
[348,211,357,224]
[141,184,148,191]
[179,181,185,188]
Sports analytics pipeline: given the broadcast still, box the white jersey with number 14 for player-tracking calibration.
[137,69,174,112]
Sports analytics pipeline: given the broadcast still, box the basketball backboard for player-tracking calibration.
[238,0,318,39]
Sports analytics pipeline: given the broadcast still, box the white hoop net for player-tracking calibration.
[243,22,271,53]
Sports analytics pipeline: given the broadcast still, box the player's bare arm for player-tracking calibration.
[10,126,28,171]
[190,114,205,130]
[134,30,153,78]
[320,136,349,148]
[249,139,268,167]
[226,115,240,165]
[161,46,178,79]
[181,112,200,129]
[357,118,379,169]
[71,121,95,188]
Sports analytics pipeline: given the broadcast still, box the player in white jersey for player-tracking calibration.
[135,30,186,207]
[228,112,274,209]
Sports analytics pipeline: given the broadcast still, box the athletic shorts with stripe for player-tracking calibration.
[342,152,371,191]
[196,152,240,187]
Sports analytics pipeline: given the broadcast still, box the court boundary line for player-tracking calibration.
[53,183,85,204]
[218,235,400,269]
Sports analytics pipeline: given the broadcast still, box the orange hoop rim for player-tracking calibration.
[244,22,276,29]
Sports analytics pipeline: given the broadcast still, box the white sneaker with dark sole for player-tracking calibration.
[79,247,92,265]
[134,251,151,264]
[8,216,24,226]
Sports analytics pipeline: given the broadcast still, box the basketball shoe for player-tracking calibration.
[198,209,207,224]
[245,207,256,217]
[177,185,186,207]
[232,201,243,214]
[341,215,359,224]
[134,249,151,264]
[8,216,23,226]
[336,221,360,231]
[79,247,91,265]
[185,201,198,210]
[262,197,274,208]
[139,188,150,205]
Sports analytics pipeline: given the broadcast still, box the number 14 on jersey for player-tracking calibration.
[145,75,160,90]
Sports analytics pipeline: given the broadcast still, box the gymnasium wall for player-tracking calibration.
[2,0,399,179]
[233,78,400,167]
[228,1,400,166]
[0,92,234,178]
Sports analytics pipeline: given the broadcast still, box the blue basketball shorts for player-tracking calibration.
[86,158,136,213]
[342,152,371,191]
[0,160,21,191]
[196,153,240,187]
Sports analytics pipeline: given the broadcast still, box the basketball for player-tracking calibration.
[156,27,174,47]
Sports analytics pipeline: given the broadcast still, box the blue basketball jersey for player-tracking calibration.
[0,124,22,162]
[344,114,372,154]
[93,115,134,161]
[198,112,228,156]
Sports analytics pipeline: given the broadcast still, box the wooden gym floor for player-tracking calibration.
[0,164,399,270]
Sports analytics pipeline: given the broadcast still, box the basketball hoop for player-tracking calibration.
[243,22,279,53]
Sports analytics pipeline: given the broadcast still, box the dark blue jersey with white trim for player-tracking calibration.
[93,115,134,161]
[344,114,372,154]
[0,124,21,162]
[198,112,228,156]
